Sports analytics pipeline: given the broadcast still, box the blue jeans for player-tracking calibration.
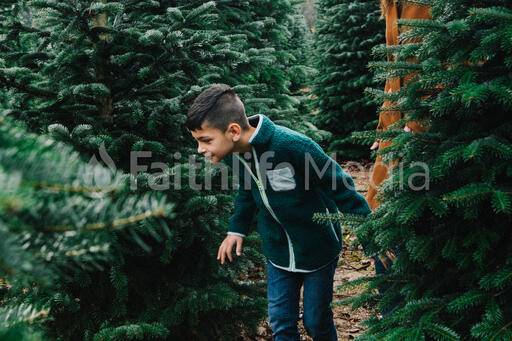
[266,256,339,341]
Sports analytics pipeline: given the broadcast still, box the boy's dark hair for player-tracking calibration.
[186,85,249,132]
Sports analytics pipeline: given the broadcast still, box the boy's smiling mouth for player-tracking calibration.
[204,153,216,162]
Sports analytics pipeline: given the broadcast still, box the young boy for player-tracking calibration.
[187,85,371,341]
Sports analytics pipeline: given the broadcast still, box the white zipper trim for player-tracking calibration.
[228,232,247,238]
[248,114,263,144]
[234,149,296,272]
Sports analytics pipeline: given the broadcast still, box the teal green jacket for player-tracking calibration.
[222,114,371,272]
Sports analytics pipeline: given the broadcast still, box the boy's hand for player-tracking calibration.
[217,235,243,264]
[370,141,379,150]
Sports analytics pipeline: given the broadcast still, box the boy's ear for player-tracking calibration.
[227,123,242,142]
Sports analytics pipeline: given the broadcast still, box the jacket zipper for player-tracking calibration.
[234,150,296,271]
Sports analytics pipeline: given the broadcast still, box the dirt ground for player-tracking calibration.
[242,162,375,341]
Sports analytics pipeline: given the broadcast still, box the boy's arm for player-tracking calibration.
[218,186,255,264]
[227,185,256,237]
[299,139,371,216]
[221,155,257,237]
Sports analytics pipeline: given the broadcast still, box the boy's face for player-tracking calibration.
[190,122,240,164]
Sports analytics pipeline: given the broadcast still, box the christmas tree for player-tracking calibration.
[286,10,314,94]
[313,0,384,159]
[212,0,320,138]
[1,1,282,339]
[331,0,512,339]
[0,114,174,341]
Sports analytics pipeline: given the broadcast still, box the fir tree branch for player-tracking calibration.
[40,208,168,232]
[422,325,459,341]
[369,60,423,71]
[469,8,512,22]
[0,303,50,328]
[0,73,56,98]
[312,212,368,224]
[397,0,433,7]
[443,190,493,202]
[23,180,119,194]
[490,320,512,341]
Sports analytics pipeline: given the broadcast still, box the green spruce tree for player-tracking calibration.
[0,114,174,341]
[313,0,384,159]
[1,1,272,339]
[212,0,320,137]
[321,0,512,339]
[287,10,314,94]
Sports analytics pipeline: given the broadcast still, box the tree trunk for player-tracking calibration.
[92,0,113,123]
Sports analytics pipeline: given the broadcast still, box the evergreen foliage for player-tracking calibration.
[0,0,323,339]
[331,0,512,339]
[213,0,321,138]
[0,114,174,340]
[313,0,384,159]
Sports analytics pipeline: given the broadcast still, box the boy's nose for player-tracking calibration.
[197,145,205,154]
